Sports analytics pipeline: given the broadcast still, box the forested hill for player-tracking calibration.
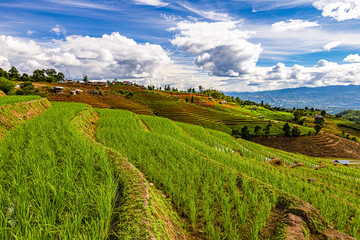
[228,85,360,114]
[337,110,360,123]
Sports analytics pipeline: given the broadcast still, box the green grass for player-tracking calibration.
[0,102,117,239]
[0,95,41,106]
[96,109,280,239]
[96,109,359,238]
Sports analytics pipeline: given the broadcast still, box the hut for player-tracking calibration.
[90,90,100,95]
[333,160,351,166]
[52,86,64,93]
[122,81,133,86]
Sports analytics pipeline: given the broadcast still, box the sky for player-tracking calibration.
[0,0,360,92]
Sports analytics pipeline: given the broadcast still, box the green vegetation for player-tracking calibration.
[0,66,65,82]
[0,95,41,106]
[337,110,360,123]
[0,77,15,94]
[0,102,117,239]
[96,109,360,239]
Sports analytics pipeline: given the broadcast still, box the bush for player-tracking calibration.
[0,77,15,94]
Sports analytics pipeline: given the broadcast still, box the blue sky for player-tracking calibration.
[0,0,360,92]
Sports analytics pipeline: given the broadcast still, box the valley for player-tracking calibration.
[1,83,360,239]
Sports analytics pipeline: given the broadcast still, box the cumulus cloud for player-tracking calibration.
[344,54,360,62]
[313,0,360,21]
[51,24,66,36]
[0,33,171,79]
[133,0,168,7]
[323,40,342,51]
[214,60,360,92]
[271,19,319,32]
[170,21,262,77]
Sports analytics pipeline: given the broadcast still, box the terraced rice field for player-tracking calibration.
[96,109,359,239]
[0,95,42,106]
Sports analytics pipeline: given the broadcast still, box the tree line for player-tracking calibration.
[0,66,65,83]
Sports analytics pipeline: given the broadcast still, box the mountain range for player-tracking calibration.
[228,85,360,114]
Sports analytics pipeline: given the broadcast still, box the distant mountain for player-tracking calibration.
[228,85,360,114]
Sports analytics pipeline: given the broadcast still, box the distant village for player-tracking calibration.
[52,80,146,95]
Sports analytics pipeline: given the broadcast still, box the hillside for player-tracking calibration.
[229,85,360,114]
[0,96,359,239]
[34,81,360,160]
[337,110,360,123]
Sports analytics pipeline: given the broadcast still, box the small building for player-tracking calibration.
[314,114,323,118]
[219,100,226,104]
[138,85,147,90]
[209,97,213,101]
[53,86,64,93]
[259,116,264,119]
[69,90,77,95]
[74,89,84,94]
[66,79,73,83]
[253,105,258,109]
[122,81,133,86]
[90,90,100,95]
[333,160,351,166]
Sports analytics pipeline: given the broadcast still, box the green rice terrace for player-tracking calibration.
[1,94,360,239]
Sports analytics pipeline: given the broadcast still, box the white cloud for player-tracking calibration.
[215,60,360,92]
[170,21,262,77]
[323,40,342,51]
[177,3,232,22]
[133,0,168,7]
[26,30,34,35]
[0,33,171,80]
[313,0,360,21]
[51,25,66,36]
[344,54,360,62]
[271,19,319,32]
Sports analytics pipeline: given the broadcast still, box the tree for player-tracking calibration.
[83,75,89,83]
[291,126,301,137]
[32,69,45,82]
[315,117,324,126]
[231,129,241,138]
[254,126,261,136]
[185,96,189,102]
[20,73,31,82]
[298,118,305,126]
[0,68,9,79]
[321,110,326,117]
[283,123,291,136]
[45,68,57,77]
[16,81,39,95]
[315,124,322,135]
[9,66,20,80]
[264,121,272,135]
[56,72,65,82]
[0,77,15,94]
[241,125,251,139]
[191,95,194,103]
[198,85,203,93]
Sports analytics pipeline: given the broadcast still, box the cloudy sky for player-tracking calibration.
[1,0,360,92]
